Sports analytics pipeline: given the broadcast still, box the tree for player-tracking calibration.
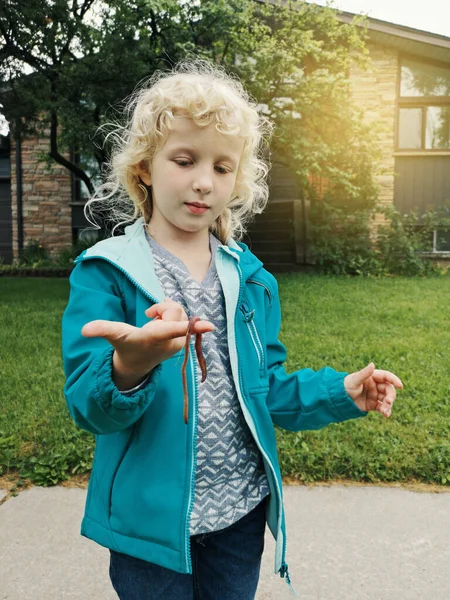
[0,0,379,224]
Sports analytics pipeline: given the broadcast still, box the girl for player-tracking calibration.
[62,61,402,600]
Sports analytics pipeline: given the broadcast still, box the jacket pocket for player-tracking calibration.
[108,426,134,520]
[240,302,266,375]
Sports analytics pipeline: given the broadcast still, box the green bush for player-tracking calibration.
[308,203,378,276]
[309,203,449,276]
[15,233,102,271]
[376,206,450,276]
[18,240,52,267]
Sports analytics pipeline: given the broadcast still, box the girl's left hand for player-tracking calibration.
[344,363,403,417]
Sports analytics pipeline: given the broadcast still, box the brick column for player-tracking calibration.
[10,125,72,259]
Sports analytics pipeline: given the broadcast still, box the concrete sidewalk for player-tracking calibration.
[1,484,449,600]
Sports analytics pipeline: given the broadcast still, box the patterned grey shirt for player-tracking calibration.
[146,232,270,535]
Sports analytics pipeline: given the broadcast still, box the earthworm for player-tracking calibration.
[182,316,207,424]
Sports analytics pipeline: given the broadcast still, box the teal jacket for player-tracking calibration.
[62,218,366,584]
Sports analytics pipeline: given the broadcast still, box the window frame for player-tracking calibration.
[433,228,450,253]
[396,54,450,154]
[70,149,93,243]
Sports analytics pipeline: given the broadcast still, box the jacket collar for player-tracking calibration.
[79,217,264,300]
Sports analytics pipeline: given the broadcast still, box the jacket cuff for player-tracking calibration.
[119,374,152,396]
[326,371,368,420]
[95,347,162,410]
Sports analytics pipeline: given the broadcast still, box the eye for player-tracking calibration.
[215,165,230,174]
[174,160,192,167]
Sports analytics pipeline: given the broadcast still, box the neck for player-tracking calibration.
[146,223,211,256]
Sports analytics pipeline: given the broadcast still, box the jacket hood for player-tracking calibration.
[77,218,264,300]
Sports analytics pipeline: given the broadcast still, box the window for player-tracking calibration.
[398,107,422,149]
[426,106,450,149]
[0,134,10,179]
[71,151,101,242]
[434,229,450,252]
[397,58,450,151]
[401,59,450,97]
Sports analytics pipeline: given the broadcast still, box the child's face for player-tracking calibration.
[139,117,244,242]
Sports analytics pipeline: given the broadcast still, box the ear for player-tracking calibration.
[136,161,152,186]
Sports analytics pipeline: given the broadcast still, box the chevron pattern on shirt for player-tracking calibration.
[147,232,270,535]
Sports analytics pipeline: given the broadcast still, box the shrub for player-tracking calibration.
[308,203,378,276]
[309,203,449,276]
[18,240,52,267]
[14,230,103,272]
[375,207,439,276]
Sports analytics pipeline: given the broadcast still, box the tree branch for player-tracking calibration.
[0,39,51,72]
[49,106,94,195]
[149,9,159,41]
[80,0,96,20]
[220,40,230,64]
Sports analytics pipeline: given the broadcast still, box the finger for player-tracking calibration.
[377,383,396,402]
[145,301,187,322]
[378,393,394,405]
[81,320,132,343]
[145,302,182,321]
[348,363,375,387]
[376,400,393,418]
[372,370,403,389]
[148,319,215,343]
[376,386,395,413]
[377,404,392,418]
[375,383,389,394]
[361,374,377,405]
[161,306,187,323]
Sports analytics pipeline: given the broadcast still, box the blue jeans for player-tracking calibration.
[109,498,267,600]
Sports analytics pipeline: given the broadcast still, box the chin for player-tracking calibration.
[176,223,208,234]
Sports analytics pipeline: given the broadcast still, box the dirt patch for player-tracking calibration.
[0,472,90,504]
[1,472,448,501]
[282,477,450,494]
[61,473,90,489]
[0,472,34,505]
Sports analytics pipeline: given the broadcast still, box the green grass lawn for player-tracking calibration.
[1,275,450,486]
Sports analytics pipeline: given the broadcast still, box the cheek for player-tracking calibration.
[220,174,238,197]
[153,167,184,194]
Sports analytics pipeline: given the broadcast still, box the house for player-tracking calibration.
[1,11,449,266]
[245,13,450,267]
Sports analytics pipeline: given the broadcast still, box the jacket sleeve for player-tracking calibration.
[264,277,366,431]
[62,259,162,435]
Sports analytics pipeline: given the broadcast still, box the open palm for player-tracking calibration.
[82,298,214,381]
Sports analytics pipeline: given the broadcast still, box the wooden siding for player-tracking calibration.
[0,180,12,264]
[0,137,12,264]
[243,160,301,268]
[394,155,450,213]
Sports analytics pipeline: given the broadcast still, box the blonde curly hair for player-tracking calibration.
[85,60,272,242]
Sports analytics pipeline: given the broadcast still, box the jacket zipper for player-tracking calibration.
[240,303,265,372]
[184,338,199,573]
[247,278,273,307]
[78,254,198,575]
[233,265,290,585]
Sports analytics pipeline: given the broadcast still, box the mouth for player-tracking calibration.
[185,202,210,214]
[185,202,209,208]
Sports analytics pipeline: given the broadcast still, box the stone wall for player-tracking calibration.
[349,42,399,223]
[10,125,72,259]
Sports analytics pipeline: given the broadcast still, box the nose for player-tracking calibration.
[192,166,213,195]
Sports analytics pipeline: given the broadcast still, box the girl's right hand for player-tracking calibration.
[81,298,215,390]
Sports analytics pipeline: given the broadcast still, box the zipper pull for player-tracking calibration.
[240,304,255,322]
[280,563,297,596]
